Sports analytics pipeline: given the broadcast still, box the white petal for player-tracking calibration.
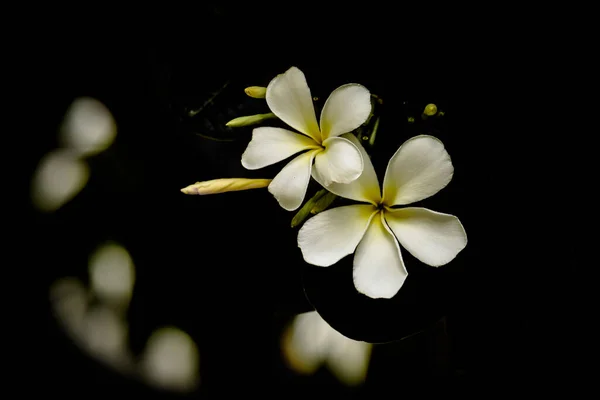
[384,207,467,267]
[268,149,321,211]
[49,277,88,334]
[30,149,89,212]
[88,243,135,308]
[60,97,117,157]
[266,67,321,142]
[313,136,363,186]
[282,311,332,374]
[353,211,407,299]
[320,84,371,140]
[241,127,319,170]
[326,332,372,386]
[312,133,381,205]
[298,204,378,267]
[382,135,454,206]
[141,327,200,392]
[82,306,130,365]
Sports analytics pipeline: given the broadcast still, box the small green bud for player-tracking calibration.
[424,104,438,116]
[244,86,267,99]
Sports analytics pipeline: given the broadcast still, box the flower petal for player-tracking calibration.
[320,84,371,141]
[266,67,321,142]
[282,311,331,374]
[353,211,407,299]
[241,127,319,170]
[384,207,467,267]
[325,330,372,386]
[312,136,363,186]
[269,149,321,211]
[382,135,454,206]
[298,204,378,267]
[312,133,381,205]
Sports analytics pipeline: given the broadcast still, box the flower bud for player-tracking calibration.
[310,191,337,214]
[244,86,267,99]
[180,178,271,195]
[291,189,327,228]
[225,113,276,128]
[423,103,438,116]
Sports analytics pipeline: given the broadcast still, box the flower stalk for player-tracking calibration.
[291,189,328,228]
[368,116,380,147]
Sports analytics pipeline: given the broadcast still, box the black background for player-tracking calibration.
[26,4,589,397]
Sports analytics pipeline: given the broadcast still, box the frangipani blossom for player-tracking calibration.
[298,134,467,299]
[50,243,200,392]
[282,311,372,386]
[241,67,372,211]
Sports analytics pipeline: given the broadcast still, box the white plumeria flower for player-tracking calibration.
[241,66,372,211]
[282,311,372,386]
[298,134,468,299]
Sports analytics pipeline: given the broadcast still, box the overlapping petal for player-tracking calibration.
[325,329,372,386]
[283,311,332,374]
[298,205,379,267]
[313,137,363,186]
[266,67,321,142]
[312,134,381,205]
[353,212,407,299]
[320,84,371,141]
[283,311,372,386]
[241,127,319,170]
[384,207,467,267]
[268,149,321,211]
[382,135,454,206]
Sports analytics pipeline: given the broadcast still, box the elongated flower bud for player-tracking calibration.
[310,191,337,214]
[180,178,271,195]
[244,86,267,99]
[291,189,328,228]
[225,113,277,128]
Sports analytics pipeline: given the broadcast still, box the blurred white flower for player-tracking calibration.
[140,327,200,392]
[89,243,135,308]
[282,311,372,386]
[242,66,371,211]
[81,305,133,371]
[59,97,116,157]
[49,243,199,392]
[50,277,89,334]
[298,134,467,299]
[30,149,89,212]
[31,96,116,212]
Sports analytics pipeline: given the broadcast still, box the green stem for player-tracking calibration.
[310,191,337,214]
[291,189,327,228]
[195,133,235,142]
[188,81,230,117]
[368,116,380,147]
